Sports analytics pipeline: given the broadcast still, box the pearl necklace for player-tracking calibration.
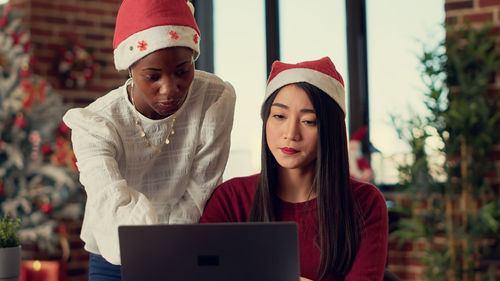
[128,79,176,152]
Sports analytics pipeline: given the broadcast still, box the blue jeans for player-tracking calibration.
[89,253,122,281]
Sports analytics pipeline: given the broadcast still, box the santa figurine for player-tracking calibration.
[348,125,374,182]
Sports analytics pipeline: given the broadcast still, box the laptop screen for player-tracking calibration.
[118,222,300,281]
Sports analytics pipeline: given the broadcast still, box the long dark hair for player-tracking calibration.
[248,82,363,280]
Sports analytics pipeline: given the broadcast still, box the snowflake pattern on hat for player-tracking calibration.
[137,40,148,51]
[169,30,179,40]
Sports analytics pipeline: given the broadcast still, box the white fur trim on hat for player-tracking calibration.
[187,1,195,14]
[265,68,346,114]
[114,25,200,71]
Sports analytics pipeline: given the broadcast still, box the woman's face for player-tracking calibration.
[266,84,318,172]
[130,47,194,119]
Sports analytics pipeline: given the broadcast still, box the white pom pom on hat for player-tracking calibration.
[113,0,200,71]
[265,57,346,114]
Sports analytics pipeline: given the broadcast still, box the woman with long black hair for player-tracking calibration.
[200,57,388,281]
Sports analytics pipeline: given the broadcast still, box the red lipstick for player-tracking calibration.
[281,147,298,155]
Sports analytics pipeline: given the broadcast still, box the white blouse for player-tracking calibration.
[63,70,236,265]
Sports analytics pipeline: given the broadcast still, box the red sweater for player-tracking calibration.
[200,174,388,281]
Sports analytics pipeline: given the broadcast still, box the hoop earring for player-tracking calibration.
[126,77,133,88]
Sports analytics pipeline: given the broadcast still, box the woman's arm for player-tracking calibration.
[170,82,236,220]
[345,184,388,281]
[64,109,158,265]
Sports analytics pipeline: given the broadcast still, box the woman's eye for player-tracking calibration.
[175,69,187,76]
[272,114,284,119]
[303,120,317,126]
[145,74,160,81]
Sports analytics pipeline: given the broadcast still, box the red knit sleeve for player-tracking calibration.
[199,174,258,223]
[345,180,388,281]
[199,181,237,222]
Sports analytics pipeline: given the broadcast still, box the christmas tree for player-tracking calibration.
[0,4,84,253]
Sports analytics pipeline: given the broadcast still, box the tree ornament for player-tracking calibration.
[40,203,52,214]
[41,143,51,156]
[14,113,27,128]
[29,131,41,160]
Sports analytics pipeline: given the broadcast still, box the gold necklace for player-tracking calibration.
[129,80,176,152]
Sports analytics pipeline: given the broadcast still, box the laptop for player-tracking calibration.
[118,222,300,281]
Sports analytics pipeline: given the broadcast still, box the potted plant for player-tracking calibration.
[0,214,21,281]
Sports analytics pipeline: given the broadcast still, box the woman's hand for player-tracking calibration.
[300,277,313,281]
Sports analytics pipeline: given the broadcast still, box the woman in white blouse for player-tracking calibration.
[62,0,235,279]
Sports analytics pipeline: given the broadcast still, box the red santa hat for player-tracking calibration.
[265,57,345,114]
[350,125,368,141]
[113,0,201,71]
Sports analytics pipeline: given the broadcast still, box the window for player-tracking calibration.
[366,0,445,185]
[213,0,267,180]
[279,0,348,82]
[214,0,445,185]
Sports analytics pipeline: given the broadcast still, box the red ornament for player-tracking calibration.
[70,155,78,171]
[23,41,31,53]
[41,203,52,214]
[20,58,34,77]
[20,67,30,77]
[55,152,66,166]
[41,143,52,155]
[0,18,7,27]
[57,122,70,136]
[14,115,27,129]
[11,32,21,44]
[55,137,66,148]
[0,182,4,196]
[58,224,67,236]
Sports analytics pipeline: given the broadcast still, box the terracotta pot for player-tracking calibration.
[0,245,21,281]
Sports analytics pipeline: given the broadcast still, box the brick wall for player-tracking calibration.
[385,192,427,281]
[11,0,125,107]
[387,239,426,281]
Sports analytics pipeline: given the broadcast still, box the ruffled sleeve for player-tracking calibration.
[170,80,236,220]
[63,108,158,265]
